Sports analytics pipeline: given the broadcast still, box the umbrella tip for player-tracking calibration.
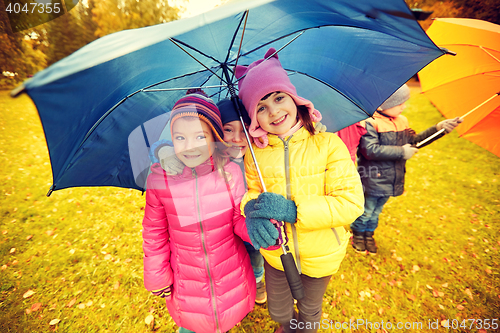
[440,47,457,56]
[10,84,25,97]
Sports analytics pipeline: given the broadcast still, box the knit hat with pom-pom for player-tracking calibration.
[170,89,229,146]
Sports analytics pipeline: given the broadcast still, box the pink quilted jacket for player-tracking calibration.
[142,160,255,333]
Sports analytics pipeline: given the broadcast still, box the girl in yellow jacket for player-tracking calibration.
[235,47,364,333]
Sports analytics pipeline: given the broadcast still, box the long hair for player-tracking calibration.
[297,105,315,135]
[211,144,233,187]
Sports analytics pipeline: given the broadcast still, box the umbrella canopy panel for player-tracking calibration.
[20,0,444,192]
[419,18,500,157]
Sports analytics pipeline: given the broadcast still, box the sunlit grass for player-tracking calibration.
[1,87,499,332]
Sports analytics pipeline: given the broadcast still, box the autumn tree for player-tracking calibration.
[92,0,181,38]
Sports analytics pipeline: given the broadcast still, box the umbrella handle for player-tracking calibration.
[281,251,306,300]
[416,92,500,148]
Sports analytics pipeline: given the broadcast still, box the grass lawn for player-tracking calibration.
[1,86,499,332]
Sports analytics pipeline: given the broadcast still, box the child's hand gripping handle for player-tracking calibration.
[245,193,305,300]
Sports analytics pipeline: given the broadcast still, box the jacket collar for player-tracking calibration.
[180,158,216,178]
[266,125,311,147]
[375,110,397,120]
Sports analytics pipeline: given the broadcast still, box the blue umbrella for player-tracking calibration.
[11,0,444,194]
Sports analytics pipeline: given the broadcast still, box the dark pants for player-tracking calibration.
[350,195,390,233]
[264,261,331,333]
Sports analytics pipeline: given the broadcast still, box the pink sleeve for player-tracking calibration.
[230,165,252,243]
[142,178,174,291]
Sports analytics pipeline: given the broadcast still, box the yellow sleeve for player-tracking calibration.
[294,135,364,230]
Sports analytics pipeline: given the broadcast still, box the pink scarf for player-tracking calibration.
[278,119,303,139]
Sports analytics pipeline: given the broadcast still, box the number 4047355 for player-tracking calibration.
[5,2,61,14]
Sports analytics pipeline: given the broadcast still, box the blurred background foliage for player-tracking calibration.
[1,0,500,89]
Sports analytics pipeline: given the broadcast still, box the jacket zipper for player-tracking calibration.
[193,168,220,332]
[282,137,302,274]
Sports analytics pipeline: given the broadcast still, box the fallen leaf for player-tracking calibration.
[342,308,347,316]
[426,284,433,290]
[438,304,445,310]
[485,268,492,274]
[344,290,350,297]
[322,313,329,318]
[340,274,344,280]
[2,230,7,235]
[441,320,449,328]
[378,308,384,315]
[113,281,120,290]
[104,254,112,260]
[464,288,473,300]
[145,314,154,328]
[407,293,416,301]
[67,298,76,308]
[437,291,444,297]
[45,230,54,236]
[441,283,449,288]
[77,303,85,309]
[26,235,33,241]
[457,304,465,310]
[10,248,16,254]
[411,265,420,273]
[86,301,93,307]
[49,319,60,326]
[31,303,42,312]
[374,294,382,301]
[23,290,35,298]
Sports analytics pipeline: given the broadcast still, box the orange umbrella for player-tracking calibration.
[418,18,500,157]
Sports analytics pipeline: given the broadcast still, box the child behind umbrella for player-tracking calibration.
[352,84,462,255]
[142,90,256,333]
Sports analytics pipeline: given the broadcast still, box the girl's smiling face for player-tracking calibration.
[172,117,214,168]
[223,120,248,159]
[256,92,298,136]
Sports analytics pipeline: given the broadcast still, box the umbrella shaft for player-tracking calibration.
[416,92,500,148]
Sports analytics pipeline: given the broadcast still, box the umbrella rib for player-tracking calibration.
[233,30,305,85]
[169,38,226,83]
[144,85,228,92]
[231,10,249,82]
[224,10,248,65]
[287,70,372,118]
[480,46,500,64]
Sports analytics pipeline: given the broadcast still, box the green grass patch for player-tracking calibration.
[1,88,499,332]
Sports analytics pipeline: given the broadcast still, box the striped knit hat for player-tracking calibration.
[170,89,229,147]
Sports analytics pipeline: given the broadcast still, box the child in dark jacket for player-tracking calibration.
[352,84,462,254]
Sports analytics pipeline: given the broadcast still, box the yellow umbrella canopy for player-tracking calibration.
[418,18,500,157]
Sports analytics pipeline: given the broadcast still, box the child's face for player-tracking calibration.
[223,120,248,159]
[256,92,298,136]
[172,117,214,168]
[379,102,406,117]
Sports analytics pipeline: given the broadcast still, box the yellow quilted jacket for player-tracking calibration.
[242,126,364,278]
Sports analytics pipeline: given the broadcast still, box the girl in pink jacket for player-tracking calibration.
[142,90,256,333]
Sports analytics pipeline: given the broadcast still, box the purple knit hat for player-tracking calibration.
[235,47,322,148]
[170,89,229,147]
